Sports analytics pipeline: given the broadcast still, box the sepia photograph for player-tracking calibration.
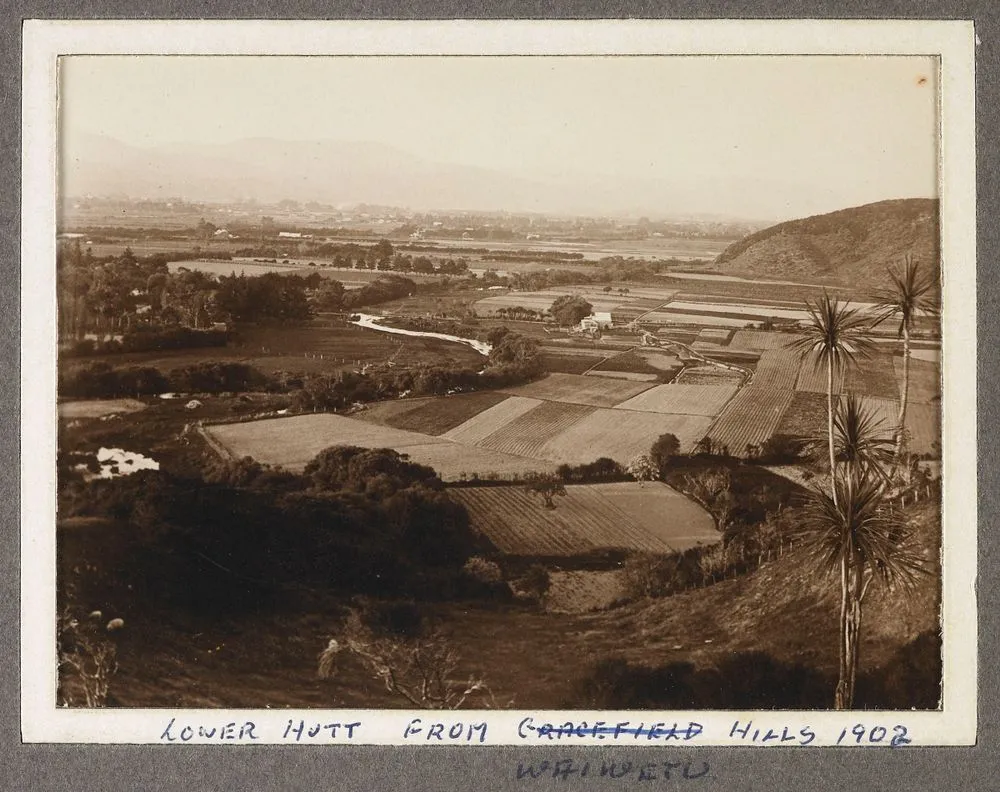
[20,20,977,745]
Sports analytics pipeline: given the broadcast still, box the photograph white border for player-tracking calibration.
[21,18,977,746]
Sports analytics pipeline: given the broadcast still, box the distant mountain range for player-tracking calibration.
[710,198,940,288]
[60,133,903,223]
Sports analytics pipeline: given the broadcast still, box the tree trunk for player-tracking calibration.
[896,324,911,481]
[835,554,864,710]
[827,361,838,506]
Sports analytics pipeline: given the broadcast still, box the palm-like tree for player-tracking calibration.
[833,394,896,484]
[871,256,938,463]
[788,293,876,504]
[799,467,927,709]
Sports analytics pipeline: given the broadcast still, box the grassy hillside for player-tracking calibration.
[711,198,939,289]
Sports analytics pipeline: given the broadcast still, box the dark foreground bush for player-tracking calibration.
[569,638,942,710]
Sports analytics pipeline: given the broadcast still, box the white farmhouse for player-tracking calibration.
[579,311,613,331]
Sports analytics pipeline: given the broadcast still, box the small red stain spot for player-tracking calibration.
[917,75,928,86]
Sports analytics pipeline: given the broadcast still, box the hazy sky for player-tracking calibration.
[60,55,938,217]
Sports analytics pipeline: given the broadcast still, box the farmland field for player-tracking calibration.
[843,356,900,399]
[775,391,828,439]
[351,397,431,427]
[450,482,717,556]
[390,442,557,480]
[59,398,147,419]
[205,413,448,468]
[205,412,554,480]
[589,350,677,381]
[358,391,510,435]
[706,386,796,455]
[614,383,739,417]
[753,349,803,390]
[895,357,940,404]
[729,330,801,351]
[585,370,659,382]
[795,357,846,394]
[538,353,603,375]
[637,310,750,328]
[478,401,595,458]
[537,409,714,462]
[857,396,901,437]
[673,365,746,386]
[442,396,543,444]
[636,350,683,371]
[500,372,654,407]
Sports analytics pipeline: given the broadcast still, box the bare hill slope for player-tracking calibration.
[710,198,939,288]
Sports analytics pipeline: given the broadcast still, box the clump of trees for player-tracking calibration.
[549,295,593,326]
[59,360,271,398]
[59,446,487,618]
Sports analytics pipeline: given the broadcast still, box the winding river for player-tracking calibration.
[350,313,493,356]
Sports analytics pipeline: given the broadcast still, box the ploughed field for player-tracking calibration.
[450,482,718,557]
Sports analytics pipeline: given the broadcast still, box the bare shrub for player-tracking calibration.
[57,610,121,707]
[462,556,503,585]
[318,609,508,709]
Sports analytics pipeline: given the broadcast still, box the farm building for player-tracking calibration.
[579,312,614,331]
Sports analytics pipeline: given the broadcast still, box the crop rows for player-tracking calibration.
[794,358,845,394]
[449,485,678,556]
[729,330,801,351]
[751,349,803,390]
[479,401,595,458]
[442,396,542,445]
[394,442,556,482]
[501,372,654,408]
[614,383,739,417]
[705,386,796,455]
[538,409,714,463]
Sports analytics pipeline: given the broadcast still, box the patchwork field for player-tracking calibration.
[442,396,543,444]
[478,401,595,458]
[500,372,654,407]
[204,413,553,480]
[614,383,739,417]
[537,409,714,462]
[356,391,510,435]
[706,387,796,455]
[450,481,717,556]
[729,330,802,351]
[393,442,558,480]
[753,349,803,390]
